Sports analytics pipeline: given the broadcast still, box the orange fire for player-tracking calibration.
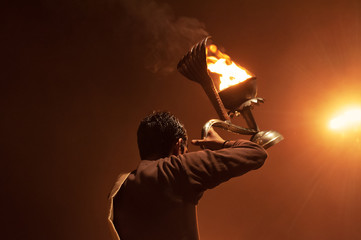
[206,44,253,91]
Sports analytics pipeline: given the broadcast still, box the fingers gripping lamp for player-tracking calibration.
[177,37,283,149]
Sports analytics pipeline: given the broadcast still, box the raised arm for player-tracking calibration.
[157,128,268,203]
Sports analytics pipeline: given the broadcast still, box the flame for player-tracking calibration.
[329,107,361,131]
[206,44,253,91]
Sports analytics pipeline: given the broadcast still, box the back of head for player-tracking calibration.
[137,111,187,160]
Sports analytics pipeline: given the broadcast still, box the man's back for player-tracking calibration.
[113,159,199,240]
[110,140,267,240]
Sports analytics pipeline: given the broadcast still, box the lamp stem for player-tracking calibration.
[202,83,230,121]
[241,107,259,131]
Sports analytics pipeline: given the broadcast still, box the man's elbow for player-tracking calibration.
[253,147,268,170]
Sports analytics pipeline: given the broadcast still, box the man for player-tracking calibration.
[108,111,267,240]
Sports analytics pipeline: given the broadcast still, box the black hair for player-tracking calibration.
[137,111,187,159]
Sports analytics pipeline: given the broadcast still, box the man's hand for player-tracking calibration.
[191,127,226,150]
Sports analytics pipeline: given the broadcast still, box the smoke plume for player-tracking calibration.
[120,0,208,74]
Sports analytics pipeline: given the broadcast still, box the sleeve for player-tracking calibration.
[157,139,268,203]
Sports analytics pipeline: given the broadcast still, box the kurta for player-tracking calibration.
[108,139,268,240]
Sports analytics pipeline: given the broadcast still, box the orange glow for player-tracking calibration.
[329,107,361,131]
[206,44,253,91]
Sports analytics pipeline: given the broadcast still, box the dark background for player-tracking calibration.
[2,0,361,239]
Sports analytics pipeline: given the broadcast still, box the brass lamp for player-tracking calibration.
[177,36,283,149]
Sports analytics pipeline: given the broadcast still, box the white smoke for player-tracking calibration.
[120,0,208,73]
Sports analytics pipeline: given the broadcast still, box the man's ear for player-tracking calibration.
[172,138,183,156]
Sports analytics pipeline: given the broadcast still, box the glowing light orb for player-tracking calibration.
[329,107,361,131]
